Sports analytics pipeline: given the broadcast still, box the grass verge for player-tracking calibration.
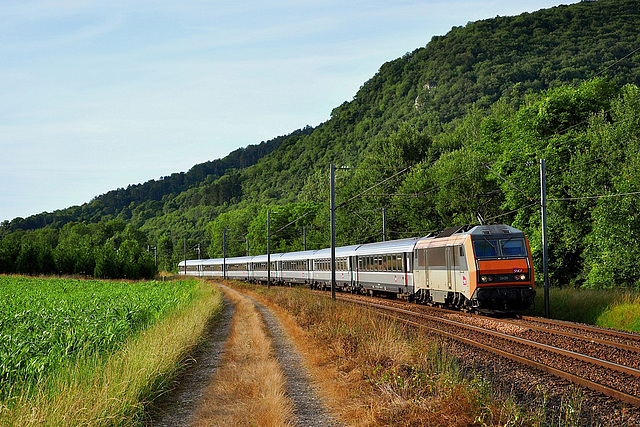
[191,283,294,426]
[525,287,640,332]
[232,283,533,426]
[0,280,223,426]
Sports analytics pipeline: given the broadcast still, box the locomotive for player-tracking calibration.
[179,224,535,314]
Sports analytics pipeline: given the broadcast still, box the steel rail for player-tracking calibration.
[334,292,640,354]
[522,315,640,343]
[337,295,640,406]
[362,299,640,378]
[493,318,640,354]
[381,311,640,407]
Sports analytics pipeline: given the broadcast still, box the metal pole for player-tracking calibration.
[540,159,550,318]
[246,236,249,256]
[223,229,226,280]
[183,238,186,276]
[330,164,336,300]
[267,210,271,289]
[382,207,387,242]
[303,226,307,251]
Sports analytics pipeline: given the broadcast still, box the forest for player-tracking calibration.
[1,0,640,287]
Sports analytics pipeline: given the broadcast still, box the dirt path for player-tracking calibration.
[148,283,340,426]
[148,295,235,426]
[243,292,341,426]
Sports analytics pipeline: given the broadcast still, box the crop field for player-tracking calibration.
[0,276,197,398]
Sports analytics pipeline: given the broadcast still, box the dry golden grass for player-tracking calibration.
[233,284,533,426]
[191,283,294,427]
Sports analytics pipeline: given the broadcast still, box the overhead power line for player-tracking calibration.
[337,167,411,209]
[550,191,640,201]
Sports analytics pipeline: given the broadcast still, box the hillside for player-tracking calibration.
[2,0,640,287]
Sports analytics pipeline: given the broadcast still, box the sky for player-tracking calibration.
[1,0,576,223]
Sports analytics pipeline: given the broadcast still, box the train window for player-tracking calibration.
[501,239,527,257]
[473,240,498,258]
[417,249,426,268]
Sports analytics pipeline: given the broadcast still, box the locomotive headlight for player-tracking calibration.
[514,274,527,281]
[480,275,493,283]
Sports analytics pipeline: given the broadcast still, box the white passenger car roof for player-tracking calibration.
[223,256,254,264]
[278,250,319,261]
[354,237,420,256]
[179,259,219,267]
[250,253,284,263]
[311,245,360,259]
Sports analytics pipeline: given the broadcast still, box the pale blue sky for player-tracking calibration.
[1,0,574,222]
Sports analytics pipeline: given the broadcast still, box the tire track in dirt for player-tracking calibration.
[242,292,341,426]
[148,295,235,427]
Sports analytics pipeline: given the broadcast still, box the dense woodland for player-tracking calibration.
[2,0,640,287]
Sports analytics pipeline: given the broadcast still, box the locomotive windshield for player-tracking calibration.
[473,240,498,257]
[500,239,527,257]
[473,238,527,258]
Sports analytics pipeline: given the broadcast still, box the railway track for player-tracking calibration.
[321,291,640,407]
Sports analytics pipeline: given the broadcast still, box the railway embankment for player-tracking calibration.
[230,282,640,426]
[228,282,533,425]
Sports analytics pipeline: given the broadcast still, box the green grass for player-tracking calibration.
[525,285,640,332]
[0,276,198,399]
[0,277,224,426]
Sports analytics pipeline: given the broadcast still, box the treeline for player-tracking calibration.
[0,220,159,280]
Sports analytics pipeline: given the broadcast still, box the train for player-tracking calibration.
[178,224,536,314]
